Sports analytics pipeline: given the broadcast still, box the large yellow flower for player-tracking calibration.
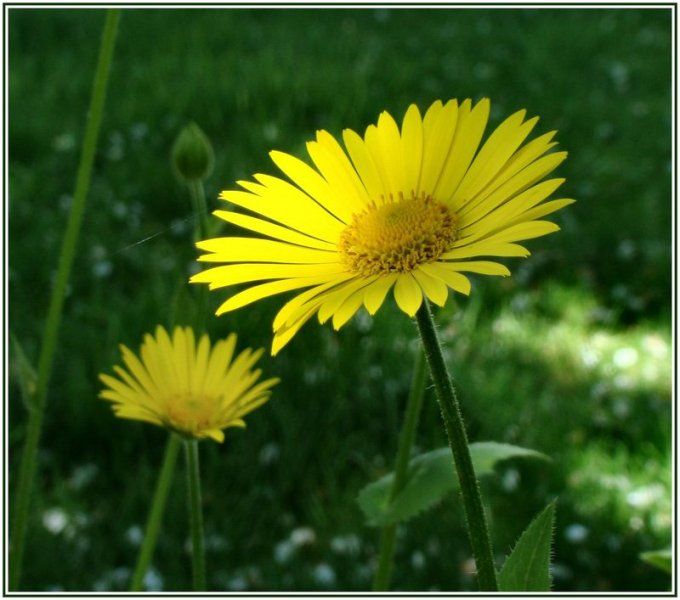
[99,326,278,442]
[192,99,573,355]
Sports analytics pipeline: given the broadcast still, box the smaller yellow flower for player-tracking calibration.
[99,326,279,443]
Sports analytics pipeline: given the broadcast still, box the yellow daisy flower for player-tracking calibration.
[99,326,279,443]
[191,99,573,355]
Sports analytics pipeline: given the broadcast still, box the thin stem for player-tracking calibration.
[188,179,210,332]
[372,350,427,591]
[128,176,207,589]
[9,10,121,590]
[129,434,182,591]
[189,179,210,241]
[414,300,498,591]
[184,440,206,591]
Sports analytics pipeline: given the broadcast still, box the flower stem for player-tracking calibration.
[189,179,210,242]
[188,179,210,331]
[414,300,498,591]
[185,439,206,591]
[9,10,121,590]
[372,350,427,591]
[129,433,182,591]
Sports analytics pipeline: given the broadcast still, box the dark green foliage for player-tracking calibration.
[8,7,671,592]
[358,443,549,527]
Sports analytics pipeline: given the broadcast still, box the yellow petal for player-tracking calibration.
[451,111,538,204]
[420,99,459,194]
[364,124,393,203]
[484,130,558,196]
[342,128,387,200]
[120,345,161,399]
[507,198,575,225]
[435,98,490,202]
[442,240,530,260]
[362,273,398,315]
[483,220,560,244]
[401,104,424,194]
[332,287,366,330]
[318,277,377,324]
[202,429,225,443]
[273,274,355,331]
[393,273,423,316]
[197,237,338,264]
[420,263,472,295]
[172,327,190,392]
[444,261,510,276]
[413,267,448,306]
[315,130,372,207]
[220,172,344,242]
[269,150,354,223]
[213,209,336,251]
[112,406,163,426]
[461,178,566,236]
[272,303,320,356]
[306,137,367,215]
[216,274,338,315]
[458,151,567,221]
[374,110,406,193]
[191,262,346,290]
[193,334,211,394]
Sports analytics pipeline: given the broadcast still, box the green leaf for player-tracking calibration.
[357,442,550,527]
[10,332,38,412]
[640,549,672,575]
[498,501,556,591]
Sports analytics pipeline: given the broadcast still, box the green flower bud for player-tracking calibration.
[171,122,214,182]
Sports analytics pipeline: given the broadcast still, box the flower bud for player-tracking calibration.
[171,122,214,182]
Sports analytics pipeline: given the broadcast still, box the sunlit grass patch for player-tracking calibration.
[438,283,670,447]
[487,283,670,395]
[566,442,671,540]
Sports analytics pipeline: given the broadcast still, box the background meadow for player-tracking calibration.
[8,7,672,591]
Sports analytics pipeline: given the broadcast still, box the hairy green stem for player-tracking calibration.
[185,440,206,590]
[414,300,498,591]
[372,350,427,590]
[9,10,121,589]
[129,434,182,591]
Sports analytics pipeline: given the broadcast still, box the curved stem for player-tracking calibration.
[372,350,427,591]
[9,10,121,590]
[414,300,498,591]
[185,440,206,591]
[130,434,182,591]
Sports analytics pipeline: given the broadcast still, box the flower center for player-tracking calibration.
[339,192,458,275]
[164,393,215,435]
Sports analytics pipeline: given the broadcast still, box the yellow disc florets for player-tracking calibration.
[339,192,458,275]
[162,393,219,437]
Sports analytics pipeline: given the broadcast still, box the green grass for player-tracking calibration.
[9,7,672,591]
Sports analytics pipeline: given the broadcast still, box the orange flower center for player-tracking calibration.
[163,393,217,435]
[339,192,458,275]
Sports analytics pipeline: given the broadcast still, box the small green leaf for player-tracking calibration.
[640,549,672,575]
[498,501,556,591]
[470,442,550,473]
[358,442,549,527]
[10,332,38,412]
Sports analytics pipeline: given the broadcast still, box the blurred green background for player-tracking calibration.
[9,7,672,592]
